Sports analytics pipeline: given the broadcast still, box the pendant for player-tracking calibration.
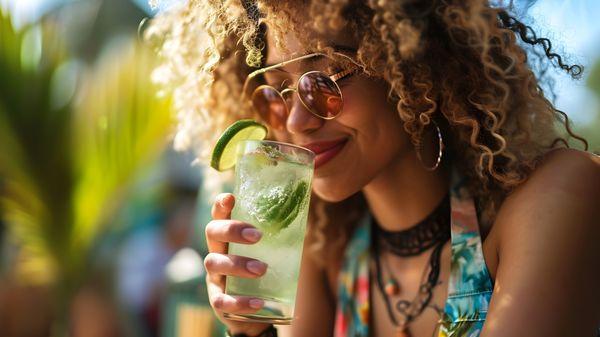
[396,327,411,337]
[385,279,400,296]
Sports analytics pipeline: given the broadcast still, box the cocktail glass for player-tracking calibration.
[224,140,315,325]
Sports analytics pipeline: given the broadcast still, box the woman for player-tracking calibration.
[149,1,600,336]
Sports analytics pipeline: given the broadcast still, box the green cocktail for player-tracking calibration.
[224,140,314,324]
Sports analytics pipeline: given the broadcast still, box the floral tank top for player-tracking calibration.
[334,171,494,337]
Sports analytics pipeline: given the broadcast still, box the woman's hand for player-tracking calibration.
[204,193,272,335]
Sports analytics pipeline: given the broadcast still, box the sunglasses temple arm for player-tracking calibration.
[241,77,250,103]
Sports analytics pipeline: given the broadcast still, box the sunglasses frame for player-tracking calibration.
[241,52,361,122]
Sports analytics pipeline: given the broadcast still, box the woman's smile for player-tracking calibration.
[302,138,349,169]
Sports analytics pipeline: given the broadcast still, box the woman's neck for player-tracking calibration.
[362,149,450,232]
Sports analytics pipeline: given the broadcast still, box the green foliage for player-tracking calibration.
[69,39,173,282]
[0,8,73,284]
[588,59,600,95]
[581,59,600,153]
[0,6,173,289]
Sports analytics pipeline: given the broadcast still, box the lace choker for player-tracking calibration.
[372,193,451,257]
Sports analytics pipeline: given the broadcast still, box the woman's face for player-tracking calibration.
[262,29,411,202]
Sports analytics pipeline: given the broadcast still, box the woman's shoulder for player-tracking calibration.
[527,147,599,188]
[492,147,600,254]
[481,149,600,334]
[502,148,599,210]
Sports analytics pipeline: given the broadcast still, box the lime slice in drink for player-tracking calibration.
[210,119,268,171]
[276,181,309,230]
[255,180,309,234]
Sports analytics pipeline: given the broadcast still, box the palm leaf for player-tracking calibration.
[0,8,72,284]
[68,38,173,276]
[0,4,173,290]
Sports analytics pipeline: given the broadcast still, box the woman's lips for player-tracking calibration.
[302,138,348,169]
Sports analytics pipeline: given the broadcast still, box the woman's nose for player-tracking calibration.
[286,93,324,135]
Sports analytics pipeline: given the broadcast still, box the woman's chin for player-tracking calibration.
[311,180,359,203]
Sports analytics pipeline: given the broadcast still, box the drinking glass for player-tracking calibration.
[224,140,315,324]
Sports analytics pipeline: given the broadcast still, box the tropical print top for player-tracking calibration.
[334,171,494,337]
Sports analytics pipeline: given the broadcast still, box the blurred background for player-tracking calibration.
[0,1,598,337]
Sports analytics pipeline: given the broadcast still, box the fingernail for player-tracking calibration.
[218,194,232,207]
[241,228,262,242]
[249,299,264,309]
[246,260,267,275]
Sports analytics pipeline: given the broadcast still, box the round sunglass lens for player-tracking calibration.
[251,86,288,130]
[297,71,343,119]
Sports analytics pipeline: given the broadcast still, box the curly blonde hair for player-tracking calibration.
[147,0,587,263]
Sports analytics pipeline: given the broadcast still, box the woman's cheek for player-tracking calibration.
[270,129,292,143]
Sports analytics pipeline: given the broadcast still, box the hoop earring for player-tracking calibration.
[415,119,444,171]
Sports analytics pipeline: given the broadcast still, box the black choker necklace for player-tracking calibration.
[373,193,451,257]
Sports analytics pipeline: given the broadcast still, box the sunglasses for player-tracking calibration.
[241,52,360,130]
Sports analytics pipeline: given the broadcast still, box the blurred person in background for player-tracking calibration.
[116,184,198,337]
[149,1,600,337]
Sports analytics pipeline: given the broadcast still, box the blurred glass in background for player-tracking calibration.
[0,1,598,337]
